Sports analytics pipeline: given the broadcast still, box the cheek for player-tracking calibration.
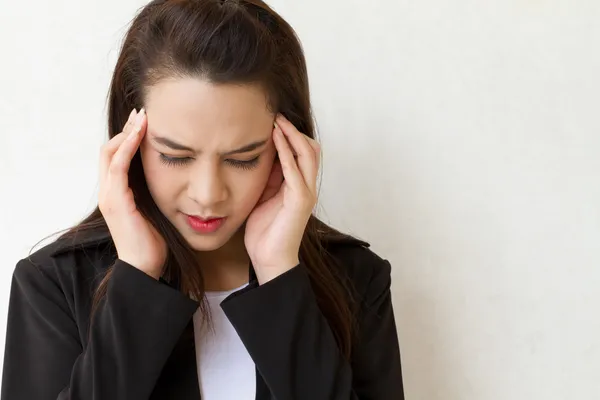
[231,160,274,206]
[234,169,267,198]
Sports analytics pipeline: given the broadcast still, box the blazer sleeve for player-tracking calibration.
[220,258,404,399]
[0,258,199,400]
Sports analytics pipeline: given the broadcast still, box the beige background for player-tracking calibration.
[1,0,599,398]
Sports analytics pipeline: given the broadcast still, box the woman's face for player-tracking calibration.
[140,77,277,252]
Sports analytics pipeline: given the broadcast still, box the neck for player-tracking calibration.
[195,226,250,292]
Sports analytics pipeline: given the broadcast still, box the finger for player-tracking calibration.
[273,122,306,192]
[304,136,321,157]
[275,115,318,195]
[100,109,137,185]
[107,108,146,193]
[105,109,138,151]
[305,136,321,173]
[275,114,318,160]
[121,108,137,136]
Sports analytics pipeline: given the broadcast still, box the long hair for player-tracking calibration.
[35,0,366,360]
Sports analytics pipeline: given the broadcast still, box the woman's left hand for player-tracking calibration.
[244,113,320,285]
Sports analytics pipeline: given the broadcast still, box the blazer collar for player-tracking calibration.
[49,226,369,285]
[49,227,260,285]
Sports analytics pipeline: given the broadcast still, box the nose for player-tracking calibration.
[186,162,228,208]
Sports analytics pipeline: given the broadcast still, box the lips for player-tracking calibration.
[185,214,227,234]
[191,216,223,221]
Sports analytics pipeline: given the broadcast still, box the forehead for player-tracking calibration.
[144,77,274,144]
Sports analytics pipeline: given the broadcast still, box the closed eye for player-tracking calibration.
[158,154,191,167]
[225,156,260,170]
[158,153,261,170]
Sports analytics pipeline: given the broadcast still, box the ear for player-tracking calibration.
[256,160,283,206]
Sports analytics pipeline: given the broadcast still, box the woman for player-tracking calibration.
[0,0,403,399]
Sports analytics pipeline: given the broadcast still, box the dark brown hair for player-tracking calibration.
[36,0,365,360]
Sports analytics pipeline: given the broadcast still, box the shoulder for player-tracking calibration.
[322,237,392,308]
[12,228,115,296]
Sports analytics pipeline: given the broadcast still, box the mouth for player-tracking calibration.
[183,213,227,233]
[188,215,225,222]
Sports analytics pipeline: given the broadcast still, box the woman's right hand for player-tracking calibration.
[98,108,168,280]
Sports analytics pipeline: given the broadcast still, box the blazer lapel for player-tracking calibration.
[150,318,202,399]
[150,258,268,399]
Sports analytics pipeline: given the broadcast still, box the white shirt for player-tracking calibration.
[193,283,256,399]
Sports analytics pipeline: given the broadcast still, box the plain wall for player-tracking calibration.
[1,0,599,399]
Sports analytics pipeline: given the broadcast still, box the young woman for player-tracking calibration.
[1,1,403,399]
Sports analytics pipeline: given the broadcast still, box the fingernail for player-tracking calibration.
[274,121,279,130]
[134,108,145,127]
[128,109,137,122]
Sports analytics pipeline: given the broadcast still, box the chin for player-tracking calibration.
[188,240,225,251]
[181,233,229,252]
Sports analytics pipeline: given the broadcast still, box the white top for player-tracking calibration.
[193,283,256,399]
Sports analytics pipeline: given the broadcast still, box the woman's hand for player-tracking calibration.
[244,114,321,285]
[98,108,168,280]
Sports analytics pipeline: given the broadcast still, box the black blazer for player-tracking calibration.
[1,229,404,399]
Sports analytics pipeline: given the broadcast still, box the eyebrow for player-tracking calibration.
[151,135,269,156]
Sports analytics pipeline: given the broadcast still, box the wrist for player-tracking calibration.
[255,259,300,285]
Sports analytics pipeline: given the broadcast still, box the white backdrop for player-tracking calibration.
[1,1,599,399]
